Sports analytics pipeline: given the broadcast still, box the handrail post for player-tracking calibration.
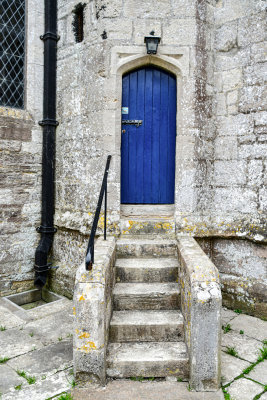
[104,179,107,240]
[85,155,111,270]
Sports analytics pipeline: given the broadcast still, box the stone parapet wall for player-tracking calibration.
[197,237,267,318]
[177,236,222,391]
[73,236,116,384]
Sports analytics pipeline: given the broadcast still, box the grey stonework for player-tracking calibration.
[197,238,267,318]
[0,0,266,318]
[73,237,116,384]
[0,0,44,297]
[177,236,221,391]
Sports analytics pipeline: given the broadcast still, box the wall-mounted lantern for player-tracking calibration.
[144,31,161,54]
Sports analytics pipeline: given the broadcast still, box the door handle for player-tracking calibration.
[122,120,143,127]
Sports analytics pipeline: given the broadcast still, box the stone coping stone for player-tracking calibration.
[177,236,220,284]
[0,305,25,329]
[221,352,251,385]
[229,314,267,341]
[72,380,224,400]
[227,377,264,400]
[222,331,263,363]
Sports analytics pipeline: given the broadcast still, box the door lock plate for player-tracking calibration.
[122,120,143,127]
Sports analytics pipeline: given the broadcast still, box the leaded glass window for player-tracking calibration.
[0,0,26,109]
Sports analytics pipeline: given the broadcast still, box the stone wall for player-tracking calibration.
[1,0,266,302]
[55,0,216,271]
[0,0,44,296]
[211,0,266,241]
[197,238,267,318]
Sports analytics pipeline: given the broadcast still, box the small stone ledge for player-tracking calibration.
[73,236,116,385]
[177,236,222,392]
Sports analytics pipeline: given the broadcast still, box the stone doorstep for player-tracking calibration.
[106,341,189,378]
[120,204,175,218]
[113,282,180,311]
[115,257,179,283]
[109,310,184,342]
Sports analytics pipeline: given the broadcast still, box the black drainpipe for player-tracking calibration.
[34,0,58,288]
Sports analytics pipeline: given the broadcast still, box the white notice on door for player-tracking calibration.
[122,107,129,114]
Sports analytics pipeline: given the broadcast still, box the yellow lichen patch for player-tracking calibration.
[154,223,162,229]
[73,306,76,315]
[75,329,79,334]
[167,368,181,374]
[79,294,85,301]
[79,332,90,339]
[162,223,172,230]
[87,341,97,350]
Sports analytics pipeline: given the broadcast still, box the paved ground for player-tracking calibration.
[0,294,266,400]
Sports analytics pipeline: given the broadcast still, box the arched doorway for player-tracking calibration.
[121,66,177,204]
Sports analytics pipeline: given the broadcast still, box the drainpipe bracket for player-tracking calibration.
[36,226,57,234]
[40,32,60,41]
[38,119,59,127]
[34,263,59,273]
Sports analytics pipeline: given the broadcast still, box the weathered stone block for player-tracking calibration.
[214,161,246,186]
[215,47,250,72]
[215,21,237,52]
[123,0,171,18]
[221,68,242,92]
[259,187,267,212]
[213,188,257,213]
[171,0,196,18]
[248,160,263,187]
[134,20,161,45]
[238,142,267,159]
[237,12,266,48]
[239,85,267,113]
[217,114,254,136]
[99,19,133,40]
[251,41,267,63]
[243,63,267,86]
[96,0,123,19]
[216,93,227,116]
[163,19,197,46]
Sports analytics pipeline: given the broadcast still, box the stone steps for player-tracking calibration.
[106,342,189,378]
[107,236,188,379]
[109,310,184,342]
[116,257,179,283]
[113,282,180,310]
[116,237,177,258]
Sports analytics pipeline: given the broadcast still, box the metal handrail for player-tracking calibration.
[85,155,112,270]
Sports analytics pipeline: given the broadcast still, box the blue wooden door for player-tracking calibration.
[121,66,176,204]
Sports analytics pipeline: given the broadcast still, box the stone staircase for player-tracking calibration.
[106,237,189,379]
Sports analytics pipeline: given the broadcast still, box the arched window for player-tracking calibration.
[0,0,26,109]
